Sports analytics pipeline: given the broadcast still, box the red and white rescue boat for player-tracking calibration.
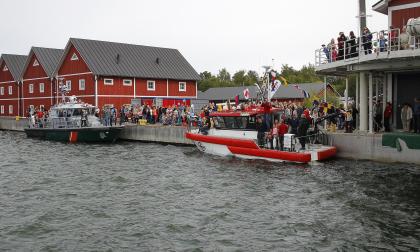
[186,108,336,164]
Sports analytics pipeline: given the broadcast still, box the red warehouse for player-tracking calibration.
[55,38,201,110]
[21,47,63,116]
[0,54,27,117]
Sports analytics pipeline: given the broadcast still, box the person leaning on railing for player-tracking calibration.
[347,31,358,58]
[362,27,373,54]
[399,26,410,50]
[337,32,346,60]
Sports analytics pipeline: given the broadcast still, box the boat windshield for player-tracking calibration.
[213,116,256,130]
[51,108,95,118]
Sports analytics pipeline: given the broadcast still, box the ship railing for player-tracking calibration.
[314,28,420,66]
[290,131,330,151]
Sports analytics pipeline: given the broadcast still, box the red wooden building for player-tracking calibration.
[55,38,200,110]
[0,54,27,117]
[373,0,420,30]
[21,47,63,116]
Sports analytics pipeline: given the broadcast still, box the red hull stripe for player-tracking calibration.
[69,131,78,143]
[185,133,259,149]
[228,146,311,163]
[317,147,337,161]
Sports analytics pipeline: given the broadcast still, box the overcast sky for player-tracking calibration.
[1,0,387,75]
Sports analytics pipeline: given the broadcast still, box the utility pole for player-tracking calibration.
[359,0,367,32]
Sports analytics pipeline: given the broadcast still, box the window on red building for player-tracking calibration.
[147,80,155,91]
[79,79,85,90]
[0,105,4,114]
[8,86,12,95]
[66,80,72,91]
[29,84,34,94]
[179,82,186,92]
[104,79,114,85]
[0,87,4,95]
[71,53,79,61]
[39,83,44,93]
[8,105,13,114]
[123,79,132,86]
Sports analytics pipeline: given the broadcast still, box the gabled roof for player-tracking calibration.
[201,85,260,100]
[56,38,200,81]
[32,47,64,77]
[0,54,28,81]
[200,83,338,101]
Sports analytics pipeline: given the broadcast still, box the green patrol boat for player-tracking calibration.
[24,95,122,143]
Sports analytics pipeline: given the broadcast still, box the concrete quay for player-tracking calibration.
[118,124,193,145]
[0,117,27,131]
[327,131,420,165]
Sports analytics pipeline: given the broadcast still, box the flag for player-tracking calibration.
[293,85,310,98]
[269,79,282,100]
[243,88,250,100]
[279,76,288,86]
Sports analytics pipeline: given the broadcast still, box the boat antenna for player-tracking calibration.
[58,78,68,103]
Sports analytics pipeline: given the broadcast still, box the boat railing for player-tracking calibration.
[291,131,330,151]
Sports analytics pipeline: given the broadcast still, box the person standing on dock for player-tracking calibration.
[297,114,309,150]
[384,102,392,132]
[401,103,413,132]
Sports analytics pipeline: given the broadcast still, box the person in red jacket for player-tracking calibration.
[384,102,392,132]
[261,99,272,129]
[277,119,289,151]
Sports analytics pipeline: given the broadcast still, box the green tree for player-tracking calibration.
[246,70,259,84]
[217,68,231,83]
[200,71,213,80]
[232,70,247,86]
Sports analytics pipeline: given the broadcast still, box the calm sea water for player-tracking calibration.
[0,131,419,251]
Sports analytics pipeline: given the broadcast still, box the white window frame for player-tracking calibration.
[123,79,132,86]
[179,82,186,92]
[29,84,34,94]
[104,78,114,85]
[8,105,13,114]
[79,79,86,90]
[0,87,4,95]
[3,65,8,71]
[8,86,12,95]
[39,83,44,93]
[0,105,4,114]
[40,105,45,111]
[147,80,155,91]
[70,53,79,61]
[33,59,39,66]
[66,80,72,91]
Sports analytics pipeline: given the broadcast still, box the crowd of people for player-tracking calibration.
[321,25,413,63]
[26,96,420,135]
[99,103,196,127]
[197,99,359,150]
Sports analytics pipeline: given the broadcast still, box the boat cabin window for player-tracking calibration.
[213,116,256,130]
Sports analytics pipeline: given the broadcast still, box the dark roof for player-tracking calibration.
[201,83,336,101]
[58,38,200,81]
[32,47,64,77]
[0,54,28,81]
[201,85,260,100]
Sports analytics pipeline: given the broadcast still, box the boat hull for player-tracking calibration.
[24,126,123,143]
[185,132,336,163]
